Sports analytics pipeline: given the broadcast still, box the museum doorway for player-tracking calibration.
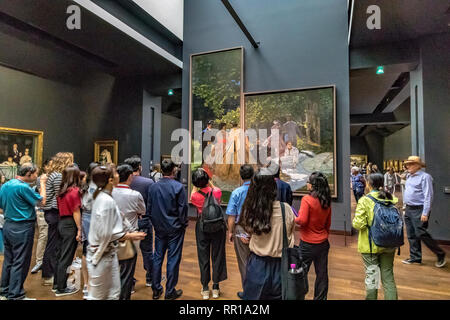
[349,66,413,221]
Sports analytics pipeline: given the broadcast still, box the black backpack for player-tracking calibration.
[198,190,226,233]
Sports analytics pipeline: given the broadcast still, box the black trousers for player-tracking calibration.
[42,209,60,279]
[119,254,137,300]
[0,220,35,299]
[55,217,78,291]
[404,206,445,261]
[299,239,330,300]
[195,221,227,288]
[353,189,364,203]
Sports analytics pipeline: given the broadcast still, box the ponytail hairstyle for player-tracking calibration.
[58,165,81,197]
[368,173,393,200]
[91,165,114,200]
[308,171,331,209]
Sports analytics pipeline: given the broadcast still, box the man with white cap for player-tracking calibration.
[402,156,446,268]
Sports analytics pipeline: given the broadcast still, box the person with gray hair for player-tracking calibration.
[351,166,365,203]
[0,163,47,300]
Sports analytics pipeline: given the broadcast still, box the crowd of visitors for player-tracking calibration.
[0,152,446,301]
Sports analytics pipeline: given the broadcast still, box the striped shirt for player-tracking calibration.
[43,172,62,210]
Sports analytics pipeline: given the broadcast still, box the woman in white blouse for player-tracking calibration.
[86,165,146,300]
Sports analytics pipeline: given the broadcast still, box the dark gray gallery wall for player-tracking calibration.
[0,64,85,165]
[161,114,181,157]
[0,64,144,170]
[363,133,384,169]
[418,33,450,241]
[350,137,369,157]
[183,0,351,231]
[383,126,411,161]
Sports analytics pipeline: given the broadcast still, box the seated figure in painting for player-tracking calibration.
[20,148,33,165]
[11,143,22,165]
[281,141,300,169]
[99,149,113,165]
[1,156,17,167]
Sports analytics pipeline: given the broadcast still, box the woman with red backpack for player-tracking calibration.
[352,173,399,300]
[190,168,227,299]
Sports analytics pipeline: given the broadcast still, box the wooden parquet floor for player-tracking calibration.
[1,191,449,300]
[0,224,449,300]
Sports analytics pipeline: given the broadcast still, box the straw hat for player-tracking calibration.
[404,156,426,167]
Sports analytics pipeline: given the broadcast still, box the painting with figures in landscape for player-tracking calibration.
[244,86,337,196]
[189,47,243,203]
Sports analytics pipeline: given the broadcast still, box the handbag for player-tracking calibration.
[117,239,136,261]
[280,202,308,300]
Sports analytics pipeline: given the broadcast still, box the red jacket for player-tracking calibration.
[295,195,331,244]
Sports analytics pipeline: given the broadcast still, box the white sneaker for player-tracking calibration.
[212,289,220,299]
[201,289,210,300]
[42,277,54,286]
[18,296,37,300]
[0,296,7,301]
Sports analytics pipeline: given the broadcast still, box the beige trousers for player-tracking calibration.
[35,210,48,265]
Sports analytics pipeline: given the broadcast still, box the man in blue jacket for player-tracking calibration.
[147,159,188,300]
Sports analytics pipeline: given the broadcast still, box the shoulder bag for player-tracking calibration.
[117,239,136,261]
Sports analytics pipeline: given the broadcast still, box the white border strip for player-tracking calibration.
[73,0,183,68]
[348,0,354,45]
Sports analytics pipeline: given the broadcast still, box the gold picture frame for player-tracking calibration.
[350,154,368,167]
[94,140,118,165]
[0,127,44,168]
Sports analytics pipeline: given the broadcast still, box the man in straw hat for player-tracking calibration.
[402,156,446,268]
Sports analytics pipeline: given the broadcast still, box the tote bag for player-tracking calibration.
[280,202,308,300]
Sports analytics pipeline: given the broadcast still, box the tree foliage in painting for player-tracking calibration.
[192,49,241,126]
[245,88,334,153]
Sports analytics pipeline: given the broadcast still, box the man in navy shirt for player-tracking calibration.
[0,164,46,300]
[267,161,293,205]
[148,159,188,300]
[124,156,154,287]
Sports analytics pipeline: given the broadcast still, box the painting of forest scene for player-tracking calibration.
[244,86,336,196]
[189,47,243,203]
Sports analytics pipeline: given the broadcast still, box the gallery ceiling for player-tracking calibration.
[350,72,401,115]
[0,0,181,85]
[350,0,450,49]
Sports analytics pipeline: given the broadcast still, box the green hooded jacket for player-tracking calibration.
[352,191,399,254]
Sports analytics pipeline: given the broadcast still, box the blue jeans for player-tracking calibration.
[0,220,35,299]
[152,229,185,297]
[138,217,153,283]
[0,228,4,254]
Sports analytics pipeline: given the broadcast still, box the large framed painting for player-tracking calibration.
[350,154,368,167]
[94,140,118,165]
[189,47,244,203]
[0,127,43,181]
[244,86,337,197]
